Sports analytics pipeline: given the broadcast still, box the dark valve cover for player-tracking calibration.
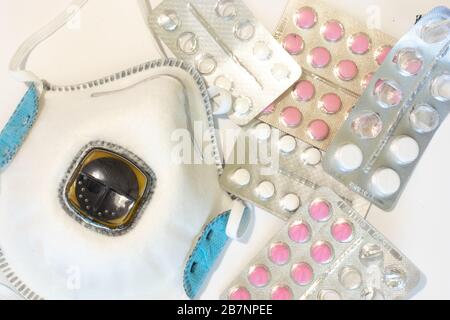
[75,157,139,222]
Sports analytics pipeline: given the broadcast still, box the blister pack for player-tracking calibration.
[258,0,397,150]
[219,122,370,220]
[222,187,423,300]
[323,7,450,211]
[148,0,302,126]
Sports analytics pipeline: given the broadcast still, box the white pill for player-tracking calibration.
[271,63,290,80]
[334,144,363,172]
[230,168,251,186]
[253,41,272,60]
[234,96,252,116]
[389,136,420,165]
[278,135,297,154]
[280,194,300,212]
[254,123,272,140]
[301,147,322,166]
[371,168,401,197]
[256,181,275,200]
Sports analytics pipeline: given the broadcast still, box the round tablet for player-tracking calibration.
[291,263,313,285]
[228,287,251,300]
[319,93,342,114]
[334,144,363,172]
[280,194,301,212]
[335,60,358,81]
[308,47,331,68]
[309,199,331,222]
[389,136,420,165]
[269,242,291,265]
[410,104,440,133]
[311,241,334,264]
[283,33,304,55]
[230,168,251,186]
[288,221,311,243]
[271,63,290,80]
[294,7,317,29]
[254,123,272,140]
[307,119,330,141]
[300,147,322,166]
[280,107,302,128]
[253,41,272,60]
[370,168,401,197]
[234,96,252,115]
[339,267,362,290]
[278,135,297,154]
[293,80,315,101]
[248,265,270,287]
[271,286,293,300]
[321,20,344,42]
[348,33,371,55]
[256,181,275,200]
[331,220,354,243]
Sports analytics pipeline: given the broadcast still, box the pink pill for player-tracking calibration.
[271,285,293,300]
[349,33,371,55]
[309,47,331,68]
[311,241,334,264]
[331,220,354,243]
[280,106,302,128]
[293,80,315,101]
[321,20,344,42]
[375,45,392,65]
[269,242,290,265]
[283,33,304,55]
[229,287,251,300]
[294,7,317,29]
[309,199,331,222]
[291,263,314,286]
[335,60,358,81]
[319,93,342,114]
[308,119,330,141]
[288,221,311,243]
[248,265,270,287]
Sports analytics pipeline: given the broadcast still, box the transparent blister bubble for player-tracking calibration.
[221,188,422,300]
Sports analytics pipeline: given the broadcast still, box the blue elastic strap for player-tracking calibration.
[0,85,39,169]
[184,211,230,299]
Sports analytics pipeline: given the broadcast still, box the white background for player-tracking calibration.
[0,0,449,299]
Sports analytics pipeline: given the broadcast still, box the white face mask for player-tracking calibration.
[0,0,248,299]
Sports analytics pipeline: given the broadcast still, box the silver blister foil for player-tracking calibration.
[148,0,302,126]
[219,121,370,220]
[222,187,423,300]
[323,7,450,211]
[258,0,397,150]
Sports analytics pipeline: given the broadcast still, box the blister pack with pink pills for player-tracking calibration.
[148,0,302,126]
[219,122,370,220]
[258,0,397,150]
[222,188,423,300]
[323,7,450,211]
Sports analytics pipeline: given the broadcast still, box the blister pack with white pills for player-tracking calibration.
[258,0,397,150]
[323,7,450,211]
[222,188,423,300]
[148,0,302,125]
[219,122,370,220]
